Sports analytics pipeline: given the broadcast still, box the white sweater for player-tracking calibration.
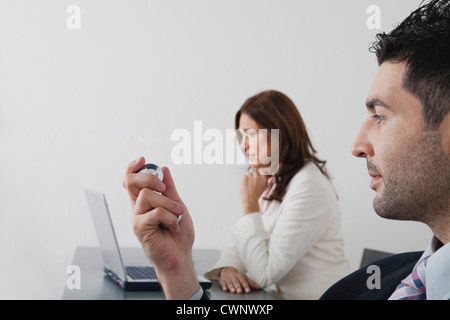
[204,162,350,299]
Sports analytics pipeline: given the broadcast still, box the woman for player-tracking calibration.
[204,90,349,300]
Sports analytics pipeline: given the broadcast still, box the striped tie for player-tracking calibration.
[388,256,430,300]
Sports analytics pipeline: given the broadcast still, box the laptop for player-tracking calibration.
[84,189,212,291]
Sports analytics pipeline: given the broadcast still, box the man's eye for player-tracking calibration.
[372,114,384,124]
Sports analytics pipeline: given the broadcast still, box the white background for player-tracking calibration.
[0,0,431,299]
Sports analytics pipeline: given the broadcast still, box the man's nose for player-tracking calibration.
[351,119,374,158]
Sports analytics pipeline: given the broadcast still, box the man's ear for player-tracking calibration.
[439,113,450,157]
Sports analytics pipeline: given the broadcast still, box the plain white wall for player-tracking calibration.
[0,0,432,299]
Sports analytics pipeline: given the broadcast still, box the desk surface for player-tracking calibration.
[62,247,282,300]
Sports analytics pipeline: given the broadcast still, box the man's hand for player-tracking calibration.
[122,157,200,299]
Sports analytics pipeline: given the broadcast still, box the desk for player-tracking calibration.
[62,247,282,300]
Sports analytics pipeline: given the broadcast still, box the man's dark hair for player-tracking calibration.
[370,0,450,128]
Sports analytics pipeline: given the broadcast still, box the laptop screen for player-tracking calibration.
[85,189,127,281]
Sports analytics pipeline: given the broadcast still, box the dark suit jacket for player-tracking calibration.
[320,251,423,300]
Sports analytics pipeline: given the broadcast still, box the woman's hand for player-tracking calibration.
[240,171,269,214]
[219,267,260,294]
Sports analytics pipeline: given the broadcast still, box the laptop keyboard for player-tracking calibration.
[126,266,157,280]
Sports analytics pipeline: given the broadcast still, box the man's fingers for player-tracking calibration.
[132,207,181,236]
[123,157,146,206]
[125,157,146,176]
[123,170,167,206]
[133,188,183,217]
[124,172,166,194]
[161,167,182,202]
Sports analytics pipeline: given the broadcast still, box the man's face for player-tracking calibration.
[351,62,450,224]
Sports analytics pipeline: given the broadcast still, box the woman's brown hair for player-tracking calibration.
[235,90,330,203]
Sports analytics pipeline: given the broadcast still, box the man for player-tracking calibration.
[321,0,450,299]
[122,0,450,300]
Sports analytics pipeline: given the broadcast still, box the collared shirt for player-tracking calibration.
[422,236,450,300]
